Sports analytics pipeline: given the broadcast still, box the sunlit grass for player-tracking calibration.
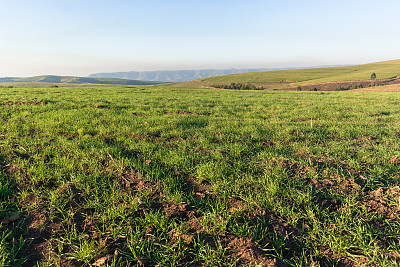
[0,85,400,265]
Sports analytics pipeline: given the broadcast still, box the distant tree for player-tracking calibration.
[370,72,377,80]
[212,82,261,90]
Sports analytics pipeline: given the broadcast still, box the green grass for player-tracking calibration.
[1,85,400,266]
[199,59,400,85]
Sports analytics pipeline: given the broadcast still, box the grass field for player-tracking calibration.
[197,59,400,86]
[1,85,400,266]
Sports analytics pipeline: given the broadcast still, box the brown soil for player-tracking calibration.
[220,235,283,267]
[1,100,45,106]
[363,187,400,220]
[291,77,400,91]
[354,83,400,92]
[202,77,400,92]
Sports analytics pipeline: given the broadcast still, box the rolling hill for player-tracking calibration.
[0,75,163,86]
[195,59,400,88]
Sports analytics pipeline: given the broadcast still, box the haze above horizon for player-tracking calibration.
[1,0,400,77]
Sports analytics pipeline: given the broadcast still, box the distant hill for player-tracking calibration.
[88,68,303,82]
[198,59,400,85]
[0,75,162,86]
[89,65,349,82]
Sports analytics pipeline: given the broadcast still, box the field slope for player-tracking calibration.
[197,59,400,86]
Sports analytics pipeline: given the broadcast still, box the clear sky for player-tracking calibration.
[1,0,400,77]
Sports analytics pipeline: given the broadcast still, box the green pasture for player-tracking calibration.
[200,59,400,85]
[1,85,400,266]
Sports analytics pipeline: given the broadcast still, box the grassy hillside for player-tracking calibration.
[199,59,400,85]
[1,85,400,266]
[0,75,163,86]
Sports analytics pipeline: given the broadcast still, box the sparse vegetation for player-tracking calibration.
[212,83,262,90]
[334,84,364,91]
[1,85,400,266]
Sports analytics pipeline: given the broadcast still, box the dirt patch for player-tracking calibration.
[93,236,127,264]
[1,100,45,106]
[195,147,213,154]
[363,187,400,220]
[92,104,112,109]
[275,158,317,177]
[220,235,283,267]
[21,210,53,266]
[354,83,400,92]
[364,198,398,219]
[290,77,400,92]
[57,132,79,140]
[164,111,197,115]
[357,135,376,141]
[165,203,194,220]
[123,169,157,190]
[227,197,248,212]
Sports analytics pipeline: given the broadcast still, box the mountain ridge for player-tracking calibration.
[89,66,346,82]
[0,75,162,85]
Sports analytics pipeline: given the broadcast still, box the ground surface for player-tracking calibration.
[1,86,400,266]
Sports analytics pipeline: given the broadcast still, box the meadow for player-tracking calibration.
[196,59,400,86]
[1,85,400,266]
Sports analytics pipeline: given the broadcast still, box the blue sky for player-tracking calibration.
[1,0,400,77]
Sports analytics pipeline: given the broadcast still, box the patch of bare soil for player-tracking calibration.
[220,235,283,267]
[1,100,45,106]
[57,132,79,140]
[363,187,400,220]
[273,158,317,177]
[354,83,400,92]
[21,210,54,267]
[288,77,400,91]
[310,176,361,195]
[165,111,197,115]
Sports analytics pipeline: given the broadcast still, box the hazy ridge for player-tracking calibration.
[88,66,346,82]
[0,75,162,85]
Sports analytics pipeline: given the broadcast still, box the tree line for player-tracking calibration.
[213,83,263,90]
